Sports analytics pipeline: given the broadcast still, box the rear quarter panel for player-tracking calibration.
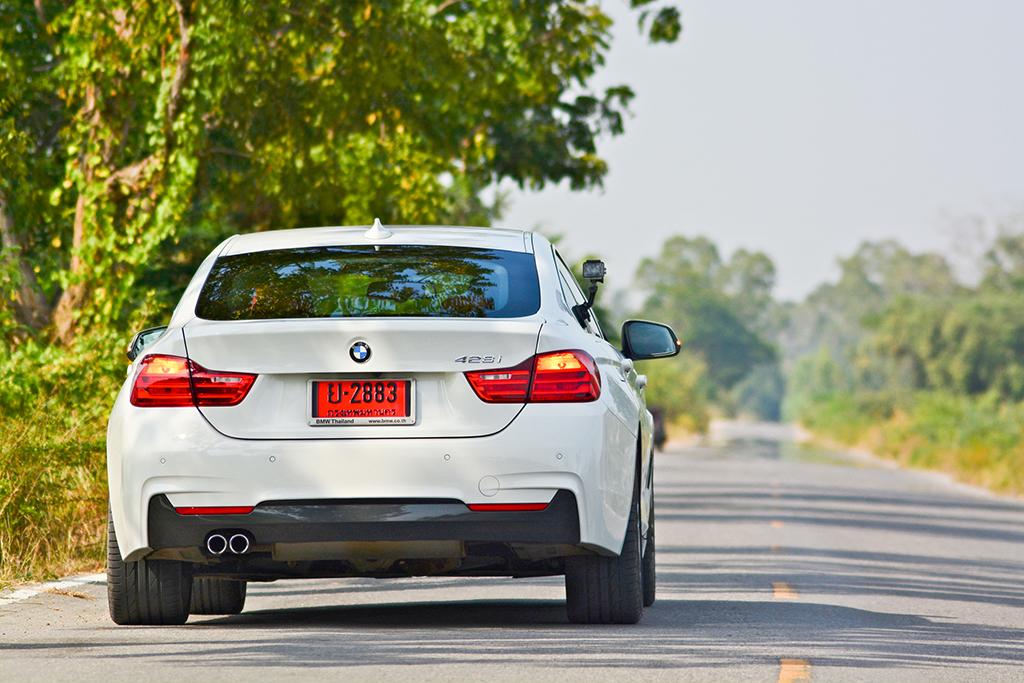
[535,323,639,549]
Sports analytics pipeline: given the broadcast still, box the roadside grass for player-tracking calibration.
[799,391,1024,496]
[0,333,121,588]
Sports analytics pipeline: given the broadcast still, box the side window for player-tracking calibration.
[555,254,586,307]
[553,250,604,338]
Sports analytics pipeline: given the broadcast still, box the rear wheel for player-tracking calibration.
[565,474,644,624]
[107,511,192,625]
[190,577,247,615]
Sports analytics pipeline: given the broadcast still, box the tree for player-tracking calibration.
[981,233,1024,292]
[635,235,777,395]
[777,240,960,367]
[868,294,1024,400]
[0,0,682,343]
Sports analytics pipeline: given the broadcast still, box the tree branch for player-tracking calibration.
[105,154,157,192]
[435,0,461,15]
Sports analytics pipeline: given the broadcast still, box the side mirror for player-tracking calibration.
[621,320,681,361]
[126,326,168,361]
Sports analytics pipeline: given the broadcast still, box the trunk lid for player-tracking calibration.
[182,318,542,439]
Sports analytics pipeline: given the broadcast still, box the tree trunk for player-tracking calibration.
[51,191,88,344]
[0,190,50,330]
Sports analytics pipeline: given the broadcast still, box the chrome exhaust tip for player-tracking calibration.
[206,533,228,556]
[228,533,251,555]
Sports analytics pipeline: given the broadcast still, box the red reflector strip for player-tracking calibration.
[466,503,549,512]
[174,506,254,516]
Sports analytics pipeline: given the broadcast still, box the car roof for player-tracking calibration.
[220,225,533,256]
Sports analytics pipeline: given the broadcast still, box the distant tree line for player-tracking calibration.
[625,217,1024,462]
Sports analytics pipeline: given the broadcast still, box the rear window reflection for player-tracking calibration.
[195,245,541,320]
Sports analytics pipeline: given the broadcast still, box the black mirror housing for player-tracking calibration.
[621,320,681,361]
[126,326,168,361]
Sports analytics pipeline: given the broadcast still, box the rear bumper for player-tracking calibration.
[148,490,580,549]
[108,394,636,560]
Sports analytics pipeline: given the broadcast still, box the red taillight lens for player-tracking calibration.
[464,350,600,403]
[190,364,258,407]
[130,354,256,407]
[530,350,601,402]
[464,356,534,403]
[131,355,194,406]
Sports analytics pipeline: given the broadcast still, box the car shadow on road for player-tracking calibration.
[51,596,1005,671]
[4,595,1021,671]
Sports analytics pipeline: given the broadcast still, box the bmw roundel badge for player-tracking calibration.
[349,341,371,363]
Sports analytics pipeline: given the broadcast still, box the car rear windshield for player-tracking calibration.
[195,245,541,320]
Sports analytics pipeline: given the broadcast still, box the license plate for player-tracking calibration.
[308,379,415,426]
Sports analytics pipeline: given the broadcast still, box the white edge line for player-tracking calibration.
[0,573,106,607]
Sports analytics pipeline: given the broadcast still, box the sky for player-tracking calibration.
[496,0,1024,301]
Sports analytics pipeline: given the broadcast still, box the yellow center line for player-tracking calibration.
[777,658,811,682]
[773,581,798,599]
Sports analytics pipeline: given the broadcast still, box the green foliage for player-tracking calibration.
[981,232,1024,292]
[1,0,682,342]
[639,353,709,432]
[785,234,1024,494]
[778,240,960,367]
[869,293,1024,400]
[631,2,682,43]
[795,390,900,445]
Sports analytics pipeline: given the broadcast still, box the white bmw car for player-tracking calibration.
[106,222,680,625]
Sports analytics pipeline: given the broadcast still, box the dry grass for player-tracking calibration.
[0,333,120,588]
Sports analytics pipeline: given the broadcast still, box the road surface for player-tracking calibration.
[2,422,1023,682]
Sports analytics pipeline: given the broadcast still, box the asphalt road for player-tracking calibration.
[2,422,1023,682]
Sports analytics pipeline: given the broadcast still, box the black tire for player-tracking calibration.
[642,502,656,607]
[565,470,644,624]
[190,577,247,615]
[107,510,192,625]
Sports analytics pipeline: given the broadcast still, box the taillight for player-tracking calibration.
[464,356,533,403]
[190,364,258,406]
[464,350,600,404]
[530,350,601,402]
[130,354,256,407]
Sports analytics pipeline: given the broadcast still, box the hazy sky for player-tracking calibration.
[496,1,1024,301]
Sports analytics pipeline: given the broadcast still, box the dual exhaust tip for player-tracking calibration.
[206,532,251,556]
